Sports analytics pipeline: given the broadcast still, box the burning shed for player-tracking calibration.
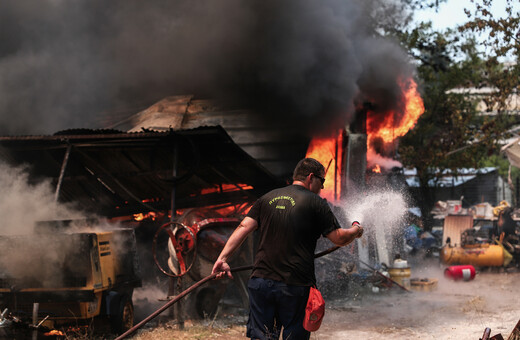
[0,125,283,332]
[0,126,282,218]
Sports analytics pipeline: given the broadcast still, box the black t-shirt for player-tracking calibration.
[247,184,341,286]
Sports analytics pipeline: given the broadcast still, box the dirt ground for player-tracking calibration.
[320,267,520,340]
[128,265,520,340]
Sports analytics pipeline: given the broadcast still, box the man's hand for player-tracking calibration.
[352,221,363,238]
[211,216,257,280]
[326,221,364,246]
[212,259,232,279]
[355,225,364,238]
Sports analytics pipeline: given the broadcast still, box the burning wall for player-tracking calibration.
[305,75,425,267]
[306,77,424,203]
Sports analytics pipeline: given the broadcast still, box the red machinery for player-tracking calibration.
[150,209,253,319]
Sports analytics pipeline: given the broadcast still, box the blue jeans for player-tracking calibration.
[246,277,310,340]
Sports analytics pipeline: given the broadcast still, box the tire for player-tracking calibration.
[111,295,134,334]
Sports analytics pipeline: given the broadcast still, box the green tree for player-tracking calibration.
[395,17,519,227]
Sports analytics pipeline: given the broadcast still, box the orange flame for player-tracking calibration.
[133,211,157,221]
[44,330,65,336]
[367,78,424,151]
[305,77,423,197]
[199,183,253,195]
[305,130,343,202]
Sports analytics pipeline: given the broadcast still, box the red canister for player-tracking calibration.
[444,265,476,281]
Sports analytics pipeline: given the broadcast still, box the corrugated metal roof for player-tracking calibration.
[109,95,310,179]
[404,167,497,187]
[0,126,282,217]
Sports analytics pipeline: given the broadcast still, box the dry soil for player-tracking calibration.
[129,266,520,340]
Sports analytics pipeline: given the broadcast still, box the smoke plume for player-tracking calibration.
[0,0,413,136]
[0,162,83,234]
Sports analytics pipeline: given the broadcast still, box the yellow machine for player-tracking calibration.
[0,221,141,334]
[440,214,513,267]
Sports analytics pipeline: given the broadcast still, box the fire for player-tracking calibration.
[199,183,253,195]
[44,330,65,337]
[133,211,158,221]
[367,77,424,151]
[305,130,343,202]
[305,77,423,198]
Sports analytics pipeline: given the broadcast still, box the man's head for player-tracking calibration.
[292,158,326,194]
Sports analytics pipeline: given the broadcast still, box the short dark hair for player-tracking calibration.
[293,158,325,182]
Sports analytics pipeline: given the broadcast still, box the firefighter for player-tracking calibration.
[212,158,363,340]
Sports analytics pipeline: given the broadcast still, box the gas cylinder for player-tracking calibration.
[440,244,506,267]
[444,265,476,281]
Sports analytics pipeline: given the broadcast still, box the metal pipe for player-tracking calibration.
[31,303,39,340]
[54,144,72,202]
[31,303,38,326]
[345,134,352,196]
[170,142,178,223]
[357,258,410,292]
[480,327,491,340]
[316,245,410,292]
[334,134,338,201]
[168,141,184,329]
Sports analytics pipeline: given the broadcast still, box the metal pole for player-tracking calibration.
[54,144,72,202]
[168,141,184,329]
[514,176,520,208]
[345,134,352,197]
[170,143,178,223]
[31,303,39,340]
[334,132,338,201]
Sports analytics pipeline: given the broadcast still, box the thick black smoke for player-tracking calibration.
[0,0,414,136]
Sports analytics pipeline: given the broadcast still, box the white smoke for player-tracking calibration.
[0,162,83,235]
[366,148,403,171]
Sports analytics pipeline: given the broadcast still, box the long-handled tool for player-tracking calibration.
[316,245,411,292]
[357,258,411,292]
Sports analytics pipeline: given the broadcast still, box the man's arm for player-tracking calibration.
[212,216,258,279]
[326,222,363,246]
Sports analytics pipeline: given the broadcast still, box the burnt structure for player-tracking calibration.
[0,125,283,328]
[0,126,282,217]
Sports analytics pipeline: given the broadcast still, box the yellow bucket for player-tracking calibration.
[388,267,411,289]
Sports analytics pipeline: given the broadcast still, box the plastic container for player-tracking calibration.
[393,259,408,268]
[444,265,476,281]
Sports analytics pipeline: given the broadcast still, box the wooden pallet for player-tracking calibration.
[410,278,438,292]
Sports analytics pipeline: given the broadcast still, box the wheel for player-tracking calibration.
[111,295,134,334]
[153,221,197,277]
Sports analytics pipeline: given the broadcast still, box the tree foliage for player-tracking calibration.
[393,1,520,226]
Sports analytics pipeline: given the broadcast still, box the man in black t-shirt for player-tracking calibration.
[212,158,363,340]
